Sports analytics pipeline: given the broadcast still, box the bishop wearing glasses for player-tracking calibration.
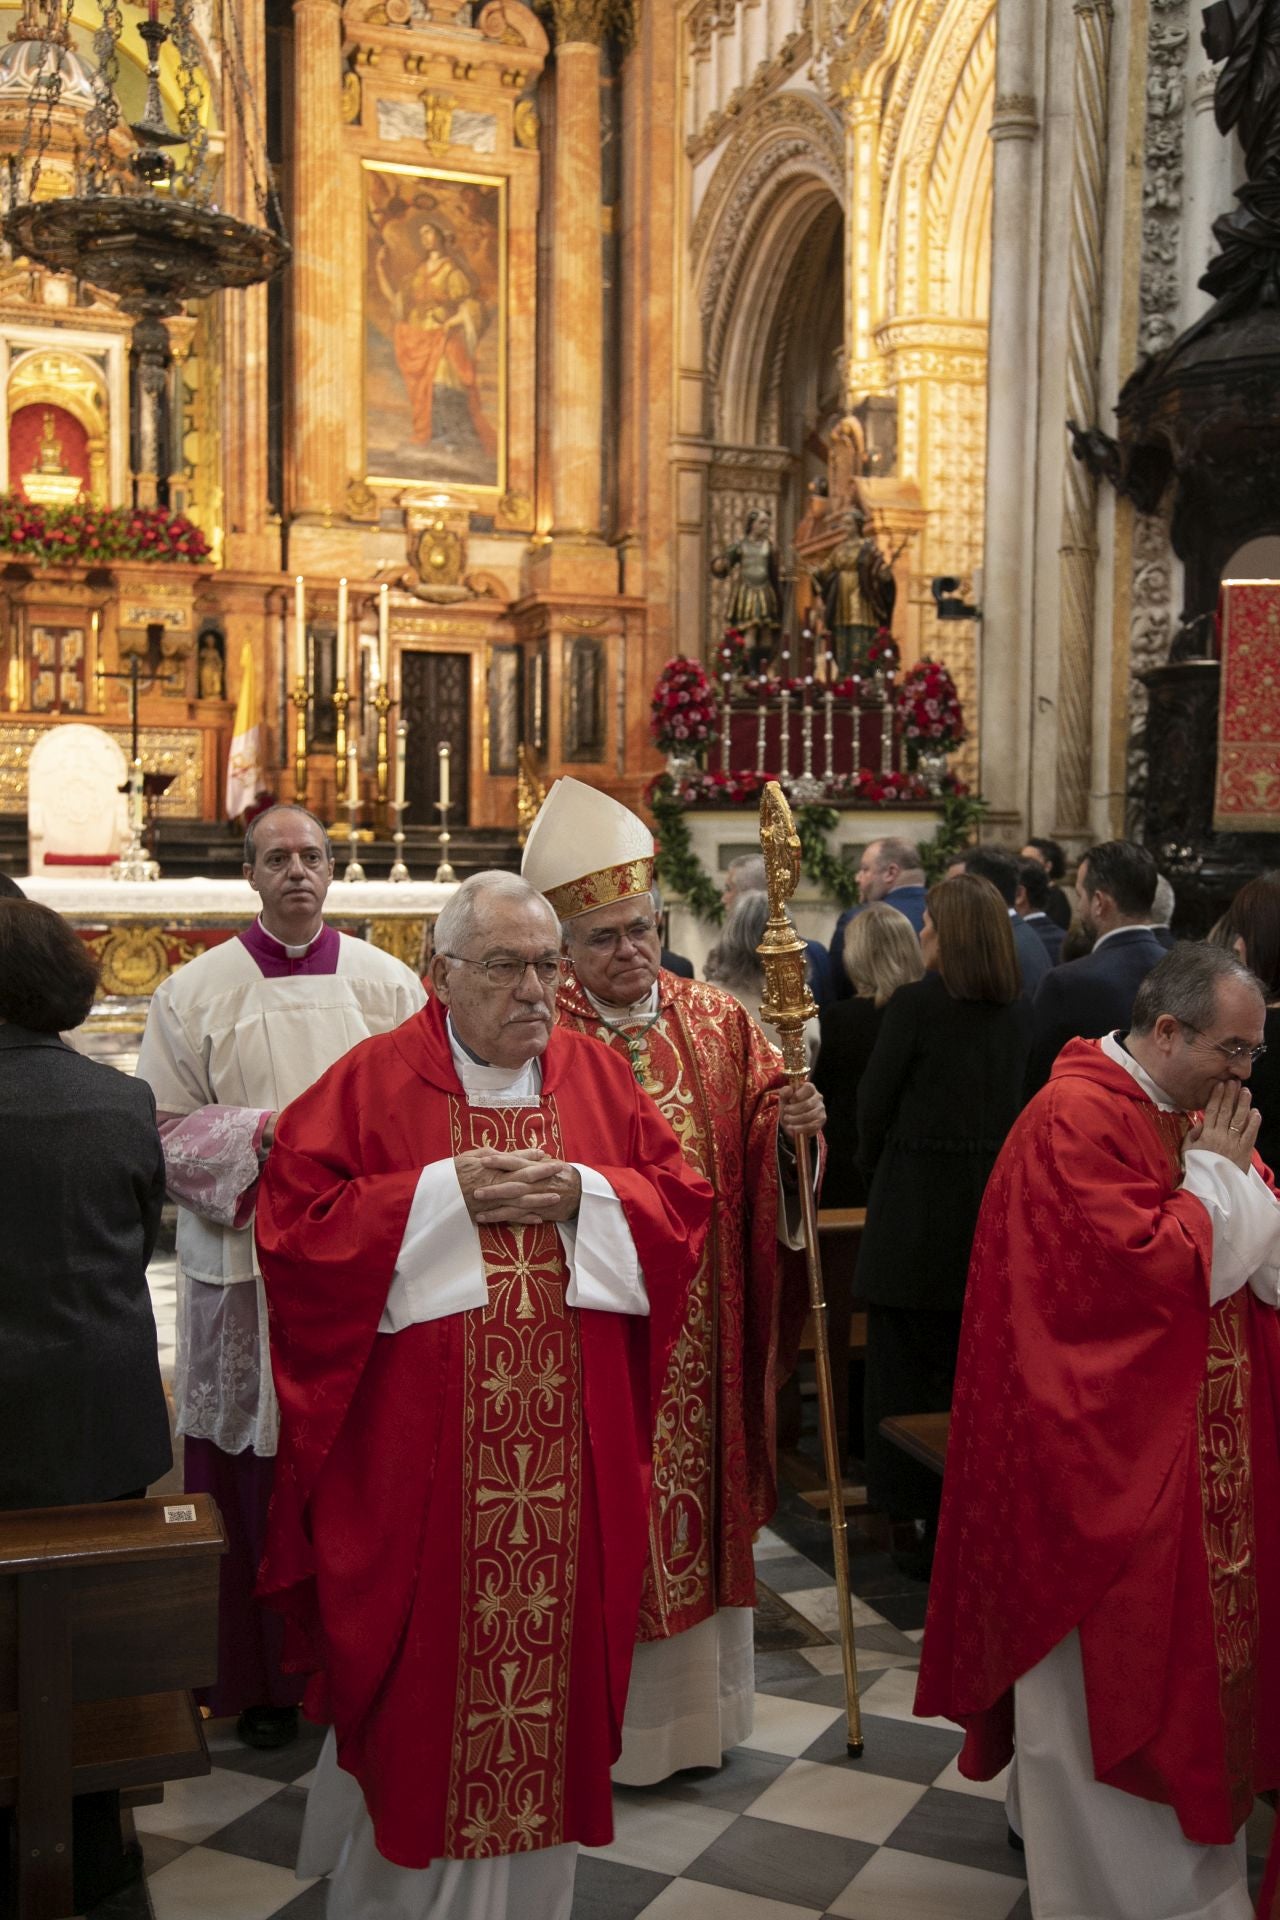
[918,942,1280,1920]
[521,777,825,1785]
[255,870,711,1919]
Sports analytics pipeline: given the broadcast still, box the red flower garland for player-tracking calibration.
[895,656,965,753]
[0,493,211,565]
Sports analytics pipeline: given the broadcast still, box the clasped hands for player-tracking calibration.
[455,1147,583,1227]
[1188,1081,1261,1172]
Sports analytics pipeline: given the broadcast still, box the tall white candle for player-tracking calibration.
[378,583,389,685]
[294,576,305,680]
[395,722,407,809]
[438,741,450,809]
[336,577,348,680]
[347,744,359,809]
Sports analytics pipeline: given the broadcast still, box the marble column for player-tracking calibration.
[1180,61,1229,325]
[291,0,346,529]
[533,0,615,595]
[1054,0,1115,840]
[979,7,1040,828]
[222,0,275,570]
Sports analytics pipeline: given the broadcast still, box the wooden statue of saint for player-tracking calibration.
[711,509,781,674]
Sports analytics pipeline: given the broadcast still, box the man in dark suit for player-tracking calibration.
[828,835,927,998]
[954,845,1052,995]
[1024,839,1166,1096]
[1017,860,1066,964]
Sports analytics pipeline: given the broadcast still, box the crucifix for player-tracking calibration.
[96,643,182,880]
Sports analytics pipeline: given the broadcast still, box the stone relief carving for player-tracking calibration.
[690,94,843,260]
[1127,0,1190,822]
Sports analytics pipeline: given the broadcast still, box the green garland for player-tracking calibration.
[648,775,988,924]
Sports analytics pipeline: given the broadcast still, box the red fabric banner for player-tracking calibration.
[1215,580,1280,830]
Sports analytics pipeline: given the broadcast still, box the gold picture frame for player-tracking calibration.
[363,159,507,498]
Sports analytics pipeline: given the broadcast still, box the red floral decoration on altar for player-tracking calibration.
[650,655,720,754]
[0,493,211,564]
[866,629,900,673]
[895,655,965,754]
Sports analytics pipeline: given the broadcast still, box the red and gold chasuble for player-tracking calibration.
[917,1040,1280,1847]
[556,967,804,1641]
[255,999,709,1869]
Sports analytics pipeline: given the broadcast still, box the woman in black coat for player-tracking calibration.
[1217,872,1280,1173]
[856,873,1033,1561]
[812,902,924,1208]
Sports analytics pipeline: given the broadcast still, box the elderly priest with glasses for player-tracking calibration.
[521,777,825,1787]
[255,869,711,1920]
[917,942,1280,1920]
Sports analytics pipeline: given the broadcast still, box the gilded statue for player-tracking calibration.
[711,508,781,673]
[198,634,225,700]
[812,511,897,677]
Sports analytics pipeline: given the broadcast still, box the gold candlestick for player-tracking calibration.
[333,677,349,770]
[290,675,309,803]
[374,682,392,826]
[435,798,456,884]
[343,804,366,884]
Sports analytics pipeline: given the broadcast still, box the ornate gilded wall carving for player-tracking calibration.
[0,725,202,816]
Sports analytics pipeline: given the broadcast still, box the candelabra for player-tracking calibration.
[778,687,791,781]
[788,690,825,804]
[111,759,159,883]
[290,676,309,803]
[823,690,835,780]
[343,796,366,884]
[374,682,393,827]
[720,678,732,774]
[332,677,349,770]
[881,676,895,775]
[435,798,457,884]
[389,803,411,883]
[756,699,768,775]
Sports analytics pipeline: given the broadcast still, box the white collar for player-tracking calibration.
[1100,1030,1178,1111]
[446,1015,542,1104]
[584,981,660,1027]
[1094,923,1157,950]
[257,914,324,960]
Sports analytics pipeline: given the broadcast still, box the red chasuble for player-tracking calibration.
[554,967,808,1640]
[254,998,710,1870]
[916,1039,1280,1846]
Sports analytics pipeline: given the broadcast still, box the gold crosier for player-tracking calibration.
[756,781,864,1756]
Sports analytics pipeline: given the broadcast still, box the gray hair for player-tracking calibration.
[726,854,767,894]
[243,803,332,867]
[434,871,558,957]
[868,835,925,878]
[705,889,769,992]
[1130,941,1263,1036]
[1152,874,1175,927]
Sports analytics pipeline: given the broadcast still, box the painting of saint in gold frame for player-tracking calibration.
[364,161,506,494]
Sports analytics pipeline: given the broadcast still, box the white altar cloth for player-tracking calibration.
[19,876,456,917]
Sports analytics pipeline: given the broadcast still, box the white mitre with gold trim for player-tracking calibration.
[521,776,655,921]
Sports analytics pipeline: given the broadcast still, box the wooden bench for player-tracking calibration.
[0,1493,226,1919]
[878,1412,951,1477]
[780,1207,868,1504]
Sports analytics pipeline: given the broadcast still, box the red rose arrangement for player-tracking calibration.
[650,655,719,755]
[895,655,965,755]
[0,494,211,565]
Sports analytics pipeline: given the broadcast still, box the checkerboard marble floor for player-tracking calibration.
[122,1257,1274,1920]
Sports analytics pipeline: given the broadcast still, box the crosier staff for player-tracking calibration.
[756,780,864,1757]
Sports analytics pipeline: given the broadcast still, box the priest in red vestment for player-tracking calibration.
[916,942,1280,1920]
[521,777,824,1785]
[255,870,710,1920]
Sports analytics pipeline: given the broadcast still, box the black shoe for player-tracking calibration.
[235,1705,299,1750]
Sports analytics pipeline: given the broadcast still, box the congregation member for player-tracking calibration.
[812,901,924,1209]
[135,803,425,1749]
[1020,836,1073,931]
[255,871,710,1920]
[1016,858,1066,965]
[953,844,1052,994]
[855,875,1031,1572]
[1215,870,1280,1174]
[1152,872,1177,949]
[828,836,928,998]
[918,943,1280,1920]
[0,872,24,897]
[704,888,774,1034]
[653,882,694,978]
[1023,838,1165,1096]
[719,852,832,1005]
[522,777,825,1783]
[0,899,170,1910]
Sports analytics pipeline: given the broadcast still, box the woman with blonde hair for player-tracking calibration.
[812,904,924,1207]
[855,873,1032,1572]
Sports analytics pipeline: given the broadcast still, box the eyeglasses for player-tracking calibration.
[441,953,561,988]
[578,918,659,955]
[1178,1022,1267,1065]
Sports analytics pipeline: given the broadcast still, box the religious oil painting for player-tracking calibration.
[364,161,506,494]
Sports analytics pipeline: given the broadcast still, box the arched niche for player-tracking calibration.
[7,346,109,504]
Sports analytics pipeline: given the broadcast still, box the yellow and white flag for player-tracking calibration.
[225,640,264,820]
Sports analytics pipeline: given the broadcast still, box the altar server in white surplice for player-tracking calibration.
[135,804,425,1750]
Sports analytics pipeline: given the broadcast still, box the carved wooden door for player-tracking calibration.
[400,650,470,826]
